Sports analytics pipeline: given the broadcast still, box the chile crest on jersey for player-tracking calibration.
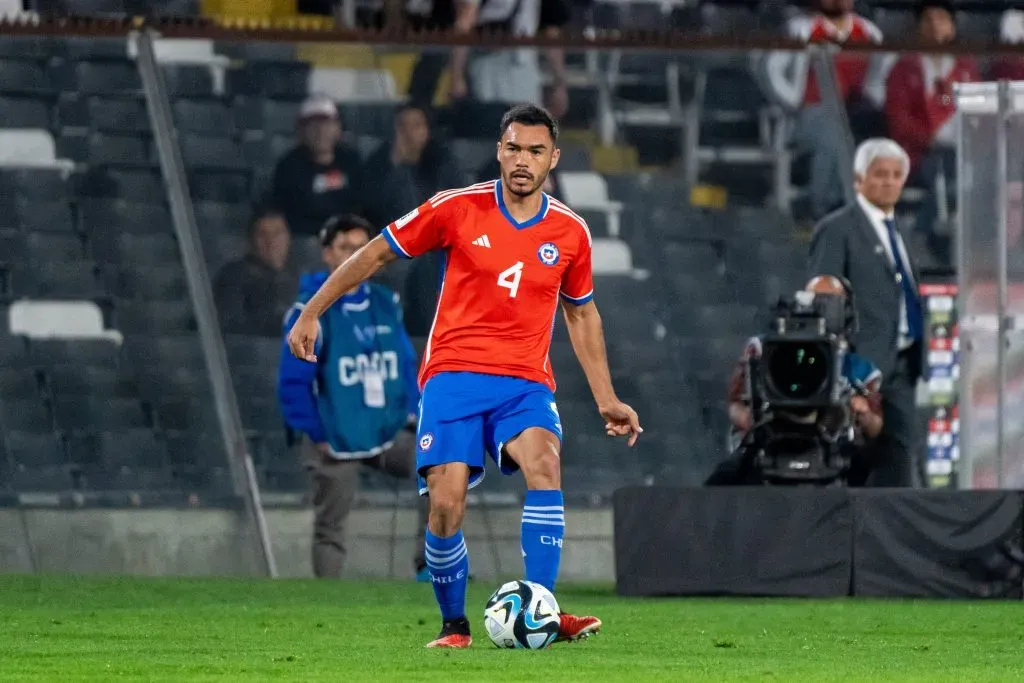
[537,242,560,266]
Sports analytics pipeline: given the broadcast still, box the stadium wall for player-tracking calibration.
[0,507,614,581]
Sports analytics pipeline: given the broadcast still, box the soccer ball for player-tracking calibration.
[483,580,560,650]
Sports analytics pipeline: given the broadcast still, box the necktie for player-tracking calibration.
[884,218,922,341]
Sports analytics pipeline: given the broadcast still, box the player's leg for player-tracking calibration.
[504,428,601,642]
[503,427,564,591]
[492,390,601,643]
[415,373,488,648]
[422,463,472,648]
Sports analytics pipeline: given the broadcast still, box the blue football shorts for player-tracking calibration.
[415,371,563,495]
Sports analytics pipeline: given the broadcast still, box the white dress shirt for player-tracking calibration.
[856,193,916,351]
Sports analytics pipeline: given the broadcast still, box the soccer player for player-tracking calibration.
[286,103,642,649]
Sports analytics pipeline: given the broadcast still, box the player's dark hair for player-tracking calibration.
[319,213,374,247]
[499,104,559,144]
[248,204,287,239]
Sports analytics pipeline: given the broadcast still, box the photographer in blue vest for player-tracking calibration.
[278,214,427,579]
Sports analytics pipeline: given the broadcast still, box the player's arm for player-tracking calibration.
[561,300,641,446]
[559,226,642,445]
[288,201,450,362]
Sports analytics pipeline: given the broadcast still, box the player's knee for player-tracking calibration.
[428,488,466,535]
[520,447,561,490]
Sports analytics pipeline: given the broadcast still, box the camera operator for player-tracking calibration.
[707,275,883,486]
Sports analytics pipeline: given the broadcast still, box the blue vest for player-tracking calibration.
[278,276,420,459]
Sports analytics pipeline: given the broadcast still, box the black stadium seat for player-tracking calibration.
[0,96,51,128]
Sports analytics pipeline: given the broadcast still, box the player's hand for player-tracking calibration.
[287,312,319,363]
[598,400,643,447]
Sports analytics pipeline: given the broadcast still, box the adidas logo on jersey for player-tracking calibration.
[472,235,492,248]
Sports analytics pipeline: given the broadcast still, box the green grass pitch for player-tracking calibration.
[1,575,1022,681]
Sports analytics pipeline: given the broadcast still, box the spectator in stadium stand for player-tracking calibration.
[405,0,571,120]
[357,103,464,229]
[884,0,978,262]
[760,0,884,220]
[213,206,298,337]
[991,10,1024,81]
[271,94,364,237]
[278,214,428,580]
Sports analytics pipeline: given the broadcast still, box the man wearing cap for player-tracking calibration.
[277,214,427,579]
[272,94,365,236]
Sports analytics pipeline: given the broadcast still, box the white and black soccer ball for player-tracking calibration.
[483,580,560,650]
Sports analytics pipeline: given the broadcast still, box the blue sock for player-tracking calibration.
[521,489,565,592]
[424,529,469,621]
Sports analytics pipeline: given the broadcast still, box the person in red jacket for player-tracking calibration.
[884,0,979,261]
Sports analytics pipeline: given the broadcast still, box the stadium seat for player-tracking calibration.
[25,232,84,263]
[114,299,195,334]
[162,65,215,98]
[29,338,121,367]
[5,431,71,491]
[12,200,74,233]
[591,238,633,275]
[224,335,281,370]
[92,233,179,266]
[181,135,246,170]
[0,229,25,263]
[9,300,117,342]
[336,102,400,138]
[227,62,310,98]
[0,366,41,399]
[309,68,397,103]
[0,335,29,365]
[0,59,52,95]
[111,265,189,301]
[11,261,107,300]
[80,199,173,236]
[0,168,69,204]
[74,60,142,96]
[233,97,299,135]
[238,398,284,431]
[54,396,148,432]
[164,430,233,492]
[46,364,137,397]
[189,169,249,203]
[78,167,165,202]
[0,398,53,432]
[0,96,50,129]
[87,95,151,133]
[558,172,624,238]
[0,129,72,171]
[136,366,208,400]
[87,132,154,166]
[173,99,234,136]
[153,398,220,432]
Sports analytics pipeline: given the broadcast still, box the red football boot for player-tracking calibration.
[555,612,602,643]
[425,617,472,649]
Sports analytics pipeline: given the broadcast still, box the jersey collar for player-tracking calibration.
[495,179,549,230]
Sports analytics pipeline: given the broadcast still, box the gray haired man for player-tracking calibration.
[808,138,924,486]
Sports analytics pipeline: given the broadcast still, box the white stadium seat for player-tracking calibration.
[308,68,398,102]
[558,171,624,237]
[9,300,123,343]
[591,238,633,275]
[0,129,74,172]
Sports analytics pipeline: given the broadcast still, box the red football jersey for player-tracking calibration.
[382,179,594,391]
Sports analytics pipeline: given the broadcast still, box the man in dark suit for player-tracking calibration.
[809,138,924,486]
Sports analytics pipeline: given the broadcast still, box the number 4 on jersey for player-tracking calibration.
[498,261,524,298]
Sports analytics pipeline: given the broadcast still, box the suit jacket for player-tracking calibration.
[808,202,922,381]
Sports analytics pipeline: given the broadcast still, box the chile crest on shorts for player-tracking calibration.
[537,242,560,266]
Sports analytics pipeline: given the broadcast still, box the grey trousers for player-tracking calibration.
[303,432,427,578]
